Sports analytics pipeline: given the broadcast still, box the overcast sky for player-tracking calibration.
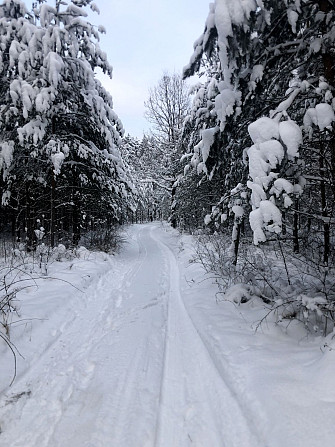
[88,1,210,138]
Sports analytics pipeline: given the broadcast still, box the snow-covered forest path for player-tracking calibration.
[0,223,262,447]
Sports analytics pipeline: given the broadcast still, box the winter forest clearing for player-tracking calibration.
[1,0,335,446]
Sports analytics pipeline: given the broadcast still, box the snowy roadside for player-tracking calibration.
[0,245,119,392]
[158,223,335,447]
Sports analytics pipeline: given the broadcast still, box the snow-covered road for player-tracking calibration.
[1,222,335,447]
[0,223,261,447]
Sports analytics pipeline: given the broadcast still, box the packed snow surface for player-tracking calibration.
[1,223,335,446]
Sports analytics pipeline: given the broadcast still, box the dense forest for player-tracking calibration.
[1,0,335,333]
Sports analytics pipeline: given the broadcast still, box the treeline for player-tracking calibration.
[1,0,334,277]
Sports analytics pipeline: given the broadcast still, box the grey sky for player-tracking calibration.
[89,1,209,138]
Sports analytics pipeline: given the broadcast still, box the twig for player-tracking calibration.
[0,332,23,387]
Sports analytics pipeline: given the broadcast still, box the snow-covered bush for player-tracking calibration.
[193,233,249,295]
[246,113,304,245]
[0,266,19,337]
[194,232,335,334]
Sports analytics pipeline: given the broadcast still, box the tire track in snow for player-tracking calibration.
[94,225,169,447]
[150,224,264,447]
[48,226,164,446]
[2,230,144,393]
[46,224,169,447]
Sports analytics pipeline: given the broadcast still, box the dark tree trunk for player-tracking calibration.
[72,201,81,246]
[320,153,330,264]
[293,200,299,253]
[50,175,56,248]
[25,183,35,251]
[232,218,242,266]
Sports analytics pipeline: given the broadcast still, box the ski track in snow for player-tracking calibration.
[151,228,261,447]
[0,223,262,447]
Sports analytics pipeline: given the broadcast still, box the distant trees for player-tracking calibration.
[0,0,135,248]
[144,72,190,226]
[145,73,189,146]
[120,135,170,222]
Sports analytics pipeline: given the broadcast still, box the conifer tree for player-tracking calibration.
[0,0,134,247]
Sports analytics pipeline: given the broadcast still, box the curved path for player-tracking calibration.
[0,223,260,447]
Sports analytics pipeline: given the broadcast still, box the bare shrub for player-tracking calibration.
[0,263,28,386]
[0,242,80,386]
[194,233,335,335]
[80,226,125,253]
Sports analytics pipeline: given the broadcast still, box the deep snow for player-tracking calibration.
[0,222,335,446]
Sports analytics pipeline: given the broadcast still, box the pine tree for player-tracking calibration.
[0,0,134,247]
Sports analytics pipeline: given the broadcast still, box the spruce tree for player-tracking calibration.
[0,0,134,247]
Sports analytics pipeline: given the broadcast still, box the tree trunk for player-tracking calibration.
[170,183,177,228]
[320,152,330,264]
[232,218,242,266]
[72,201,81,246]
[50,175,56,248]
[318,0,335,202]
[25,183,35,251]
[293,199,299,253]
